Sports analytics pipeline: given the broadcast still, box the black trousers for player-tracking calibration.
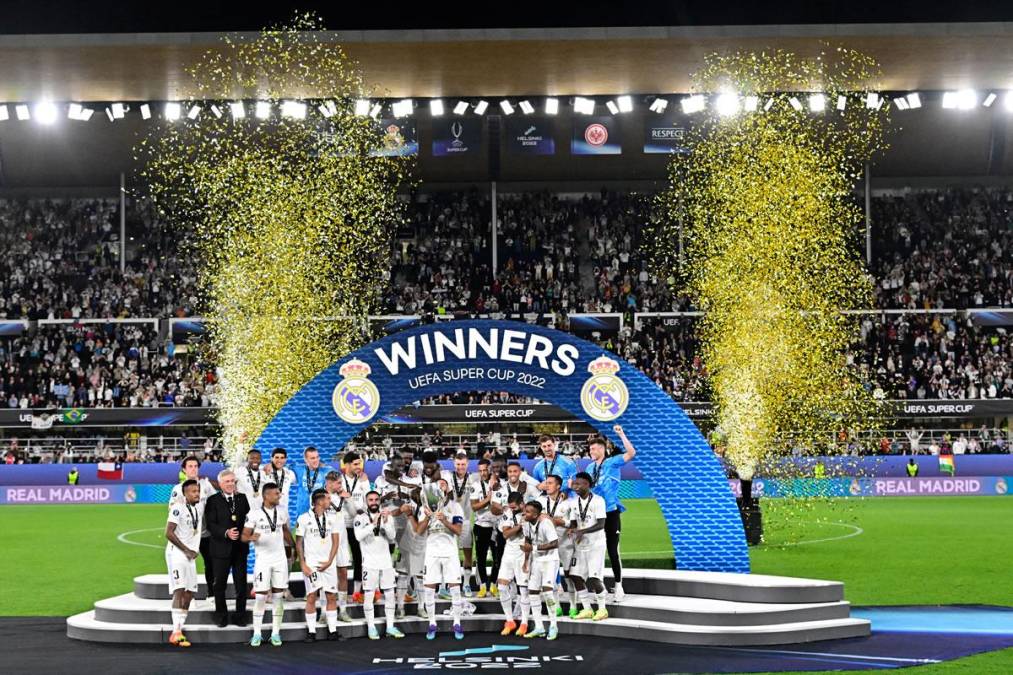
[212,544,249,618]
[198,537,214,598]
[490,529,506,582]
[473,525,494,586]
[346,527,363,585]
[605,509,622,583]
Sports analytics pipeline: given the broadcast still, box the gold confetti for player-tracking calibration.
[136,13,413,465]
[650,48,889,537]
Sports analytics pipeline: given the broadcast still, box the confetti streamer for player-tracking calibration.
[136,13,412,465]
[651,48,889,536]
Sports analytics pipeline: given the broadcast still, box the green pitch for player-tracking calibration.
[2,496,1011,672]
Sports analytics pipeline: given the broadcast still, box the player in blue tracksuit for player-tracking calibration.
[587,425,636,602]
[531,434,577,497]
[295,446,329,517]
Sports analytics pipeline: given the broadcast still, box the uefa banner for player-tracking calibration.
[431,118,481,156]
[504,116,556,155]
[572,116,621,155]
[643,115,690,154]
[369,118,418,157]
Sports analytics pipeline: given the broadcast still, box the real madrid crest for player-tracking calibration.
[332,358,380,424]
[580,355,629,422]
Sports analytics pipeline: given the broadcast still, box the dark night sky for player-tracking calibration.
[1,1,1012,34]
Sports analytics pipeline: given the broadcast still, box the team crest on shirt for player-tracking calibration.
[580,355,628,422]
[332,358,381,424]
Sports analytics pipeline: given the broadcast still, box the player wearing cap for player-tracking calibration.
[354,490,405,640]
[164,479,203,647]
[295,489,342,642]
[243,482,294,647]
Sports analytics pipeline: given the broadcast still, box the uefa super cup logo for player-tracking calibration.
[332,358,381,424]
[580,355,629,422]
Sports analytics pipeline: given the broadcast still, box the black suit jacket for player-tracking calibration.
[205,491,251,559]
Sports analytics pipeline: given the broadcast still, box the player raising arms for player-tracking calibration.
[164,479,203,647]
[496,492,530,637]
[354,490,405,640]
[413,478,466,640]
[521,500,561,640]
[540,475,578,617]
[243,483,294,647]
[567,472,609,621]
[295,489,342,643]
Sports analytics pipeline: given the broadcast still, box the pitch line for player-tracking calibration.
[624,521,864,556]
[117,527,165,549]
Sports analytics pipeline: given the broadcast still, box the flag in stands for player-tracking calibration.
[938,455,955,476]
[97,462,123,480]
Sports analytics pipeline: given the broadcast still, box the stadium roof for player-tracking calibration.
[4,22,1013,102]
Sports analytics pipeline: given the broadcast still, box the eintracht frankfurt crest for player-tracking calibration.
[332,358,380,424]
[580,355,629,421]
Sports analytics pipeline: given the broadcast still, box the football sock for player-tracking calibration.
[271,592,285,635]
[450,586,462,625]
[498,583,513,617]
[324,609,338,632]
[384,589,396,630]
[424,587,437,626]
[253,594,267,634]
[545,590,559,627]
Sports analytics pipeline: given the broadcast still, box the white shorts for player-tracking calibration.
[497,549,529,586]
[558,541,575,572]
[423,554,463,586]
[397,547,426,578]
[166,549,198,594]
[362,566,397,592]
[528,557,560,590]
[458,519,473,549]
[253,559,290,593]
[335,530,352,569]
[572,544,606,581]
[305,564,338,595]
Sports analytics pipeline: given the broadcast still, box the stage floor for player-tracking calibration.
[13,608,1013,674]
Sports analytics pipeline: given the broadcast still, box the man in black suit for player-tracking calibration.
[206,469,251,627]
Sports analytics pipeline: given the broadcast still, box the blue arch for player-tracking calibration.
[257,320,749,573]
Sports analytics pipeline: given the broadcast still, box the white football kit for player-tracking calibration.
[165,501,204,593]
[422,500,465,586]
[540,493,575,571]
[337,472,372,529]
[248,506,290,593]
[523,516,560,589]
[571,494,607,581]
[354,510,398,591]
[470,479,507,529]
[235,467,265,507]
[497,508,529,585]
[326,492,353,568]
[443,470,476,548]
[397,500,428,578]
[260,466,297,511]
[295,510,339,594]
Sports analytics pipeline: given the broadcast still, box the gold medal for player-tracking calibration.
[231,514,237,521]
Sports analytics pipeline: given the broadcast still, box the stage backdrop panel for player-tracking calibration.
[255,319,749,573]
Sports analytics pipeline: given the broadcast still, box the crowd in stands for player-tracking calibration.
[5,188,1013,412]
